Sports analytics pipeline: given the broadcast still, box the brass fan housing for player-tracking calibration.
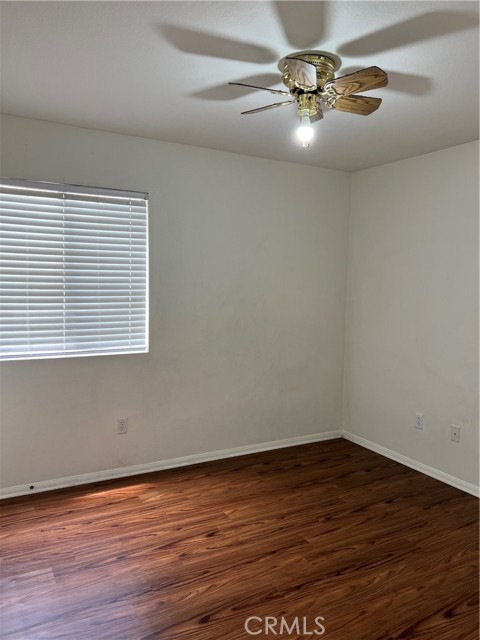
[231,53,386,121]
[280,51,341,92]
[297,93,317,117]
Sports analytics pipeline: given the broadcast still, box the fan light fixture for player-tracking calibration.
[297,115,314,147]
[229,52,388,151]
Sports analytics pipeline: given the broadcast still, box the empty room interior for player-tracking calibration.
[0,2,479,639]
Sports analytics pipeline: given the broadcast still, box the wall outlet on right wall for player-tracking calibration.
[450,424,461,443]
[415,413,424,430]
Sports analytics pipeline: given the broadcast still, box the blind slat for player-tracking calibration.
[0,179,149,361]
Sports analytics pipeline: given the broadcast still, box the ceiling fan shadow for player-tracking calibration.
[192,74,282,100]
[273,0,328,49]
[384,71,433,96]
[160,25,277,64]
[340,67,433,96]
[338,11,479,56]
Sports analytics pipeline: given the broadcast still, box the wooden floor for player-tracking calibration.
[0,439,478,640]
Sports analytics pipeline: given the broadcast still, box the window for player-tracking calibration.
[0,179,148,360]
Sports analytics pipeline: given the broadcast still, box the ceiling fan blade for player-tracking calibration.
[325,67,388,96]
[333,95,382,116]
[285,58,317,90]
[241,101,295,115]
[193,74,283,100]
[229,82,290,96]
[339,67,432,96]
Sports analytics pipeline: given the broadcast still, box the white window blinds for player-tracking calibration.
[0,179,149,360]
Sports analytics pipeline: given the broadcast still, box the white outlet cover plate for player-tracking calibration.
[117,418,128,434]
[450,425,461,443]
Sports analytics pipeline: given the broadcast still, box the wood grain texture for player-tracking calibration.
[334,95,382,116]
[327,66,388,96]
[285,58,317,90]
[0,439,478,639]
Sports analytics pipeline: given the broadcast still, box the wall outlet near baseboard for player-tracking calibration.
[415,413,424,430]
[450,424,461,443]
[117,417,128,434]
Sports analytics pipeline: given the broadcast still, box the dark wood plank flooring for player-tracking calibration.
[0,439,478,639]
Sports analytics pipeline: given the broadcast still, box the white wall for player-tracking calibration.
[344,142,479,487]
[1,117,478,494]
[0,115,350,489]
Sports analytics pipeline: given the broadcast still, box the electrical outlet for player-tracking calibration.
[117,417,128,434]
[450,424,460,443]
[415,413,424,430]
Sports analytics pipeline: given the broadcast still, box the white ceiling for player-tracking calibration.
[1,1,478,171]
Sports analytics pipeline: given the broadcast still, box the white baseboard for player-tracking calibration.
[2,429,478,500]
[343,431,479,498]
[0,430,343,500]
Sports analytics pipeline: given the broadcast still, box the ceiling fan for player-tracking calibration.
[229,52,388,147]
